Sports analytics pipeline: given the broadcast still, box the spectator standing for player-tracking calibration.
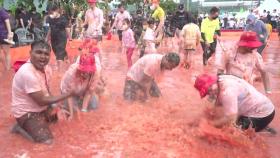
[83,0,104,42]
[200,7,221,65]
[171,4,189,38]
[111,4,131,41]
[18,8,31,29]
[245,14,268,54]
[0,8,13,71]
[271,9,278,29]
[46,5,69,73]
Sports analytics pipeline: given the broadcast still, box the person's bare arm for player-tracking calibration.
[67,97,75,120]
[82,91,92,110]
[110,15,118,31]
[28,18,32,28]
[260,70,271,93]
[4,19,13,40]
[45,28,51,42]
[20,18,25,28]
[256,54,271,93]
[29,91,72,106]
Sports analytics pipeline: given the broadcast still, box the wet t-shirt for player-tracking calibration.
[85,8,104,36]
[127,54,163,83]
[216,46,265,83]
[122,28,135,48]
[218,75,274,118]
[200,17,220,43]
[47,15,68,38]
[113,11,131,31]
[143,28,156,54]
[12,62,52,118]
[61,63,98,96]
[18,12,31,27]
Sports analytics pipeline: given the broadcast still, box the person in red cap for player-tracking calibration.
[216,31,271,94]
[194,74,276,134]
[77,38,102,78]
[83,0,104,42]
[61,53,102,119]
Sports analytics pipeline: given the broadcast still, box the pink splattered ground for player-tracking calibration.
[0,32,279,158]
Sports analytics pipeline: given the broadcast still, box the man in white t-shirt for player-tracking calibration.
[194,74,275,134]
[83,0,104,42]
[123,53,180,102]
[11,41,75,144]
[111,4,131,41]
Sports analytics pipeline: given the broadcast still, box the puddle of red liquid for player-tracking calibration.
[0,32,279,157]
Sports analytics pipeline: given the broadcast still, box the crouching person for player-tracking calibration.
[11,41,74,144]
[61,53,102,120]
[194,74,276,134]
[123,53,180,102]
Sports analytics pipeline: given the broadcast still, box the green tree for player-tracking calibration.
[160,0,177,13]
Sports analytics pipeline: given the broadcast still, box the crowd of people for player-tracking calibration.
[0,0,278,145]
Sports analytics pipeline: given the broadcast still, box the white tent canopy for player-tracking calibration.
[256,0,280,13]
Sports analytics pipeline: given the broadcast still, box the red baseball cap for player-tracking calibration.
[78,54,96,73]
[194,74,217,98]
[238,31,262,48]
[87,0,97,3]
[79,38,97,50]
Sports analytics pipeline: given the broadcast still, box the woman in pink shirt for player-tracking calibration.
[122,18,136,68]
[216,31,271,93]
[194,74,275,133]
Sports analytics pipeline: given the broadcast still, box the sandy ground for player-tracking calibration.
[0,32,279,158]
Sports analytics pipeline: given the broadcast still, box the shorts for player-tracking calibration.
[184,49,195,52]
[117,30,123,41]
[16,109,57,143]
[237,110,275,132]
[123,79,161,101]
[51,34,68,61]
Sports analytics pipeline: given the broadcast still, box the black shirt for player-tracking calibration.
[172,11,190,30]
[47,15,69,37]
[30,12,42,28]
[18,12,31,27]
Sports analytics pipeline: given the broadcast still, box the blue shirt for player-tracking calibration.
[245,20,268,43]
